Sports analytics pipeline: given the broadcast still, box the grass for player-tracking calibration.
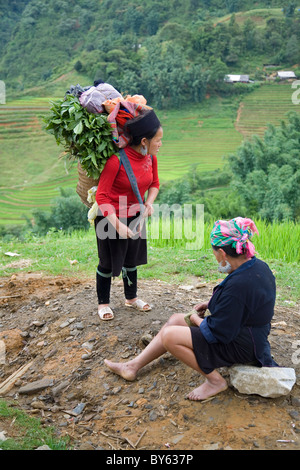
[0,399,70,450]
[0,219,299,303]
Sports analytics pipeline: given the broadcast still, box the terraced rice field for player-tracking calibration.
[0,82,299,225]
[156,111,243,179]
[0,95,244,224]
[235,82,300,138]
[0,97,78,225]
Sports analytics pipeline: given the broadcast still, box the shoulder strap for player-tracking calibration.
[119,148,144,207]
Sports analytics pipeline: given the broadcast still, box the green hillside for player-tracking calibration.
[1,1,299,105]
[1,1,300,225]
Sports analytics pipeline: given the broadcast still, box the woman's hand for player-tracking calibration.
[143,202,154,218]
[194,302,208,318]
[189,313,203,327]
[117,222,134,239]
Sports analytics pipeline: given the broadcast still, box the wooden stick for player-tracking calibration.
[0,361,34,395]
[135,429,147,448]
[0,295,22,299]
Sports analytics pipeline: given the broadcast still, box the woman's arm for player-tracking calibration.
[96,155,134,238]
[144,187,159,217]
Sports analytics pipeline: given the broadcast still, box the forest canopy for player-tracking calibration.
[1,0,300,108]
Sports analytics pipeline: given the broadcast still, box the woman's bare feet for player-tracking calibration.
[104,359,138,381]
[187,377,228,401]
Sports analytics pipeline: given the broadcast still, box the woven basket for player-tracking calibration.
[76,162,99,208]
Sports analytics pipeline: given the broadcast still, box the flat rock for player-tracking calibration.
[229,365,296,398]
[19,378,54,395]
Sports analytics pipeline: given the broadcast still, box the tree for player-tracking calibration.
[284,34,300,63]
[28,188,89,235]
[228,112,300,221]
[140,41,208,108]
[283,2,296,17]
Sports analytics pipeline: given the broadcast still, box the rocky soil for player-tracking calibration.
[0,272,299,451]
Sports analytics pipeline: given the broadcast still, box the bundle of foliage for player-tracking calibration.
[228,111,300,222]
[44,94,118,178]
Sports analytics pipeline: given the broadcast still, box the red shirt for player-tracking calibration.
[95,146,160,218]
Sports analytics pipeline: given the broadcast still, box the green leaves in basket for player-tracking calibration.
[44,94,118,179]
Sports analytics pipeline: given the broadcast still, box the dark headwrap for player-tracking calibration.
[125,110,161,138]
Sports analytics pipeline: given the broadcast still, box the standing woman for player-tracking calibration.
[95,109,163,321]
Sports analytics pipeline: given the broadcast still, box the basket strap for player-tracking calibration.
[119,148,144,208]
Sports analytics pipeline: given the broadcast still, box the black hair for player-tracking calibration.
[124,110,161,146]
[94,79,104,86]
[212,244,245,258]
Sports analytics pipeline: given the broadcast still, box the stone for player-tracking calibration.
[59,318,76,329]
[71,403,86,416]
[171,434,185,444]
[149,410,158,421]
[291,397,300,407]
[51,380,70,397]
[229,365,296,398]
[19,378,54,395]
[31,400,48,410]
[81,353,91,360]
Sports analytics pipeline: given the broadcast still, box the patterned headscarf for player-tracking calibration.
[210,217,259,258]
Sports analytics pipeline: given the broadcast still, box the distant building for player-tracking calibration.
[277,71,296,80]
[224,74,250,83]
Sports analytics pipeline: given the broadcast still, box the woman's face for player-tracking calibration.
[145,127,163,155]
[212,247,233,273]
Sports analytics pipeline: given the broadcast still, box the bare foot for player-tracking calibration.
[187,378,228,401]
[104,359,137,381]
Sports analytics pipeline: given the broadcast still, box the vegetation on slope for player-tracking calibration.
[1,1,300,109]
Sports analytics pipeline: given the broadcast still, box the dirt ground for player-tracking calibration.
[0,271,299,451]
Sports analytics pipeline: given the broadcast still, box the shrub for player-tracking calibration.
[28,188,89,235]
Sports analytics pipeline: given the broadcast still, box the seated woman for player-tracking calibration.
[104,217,277,401]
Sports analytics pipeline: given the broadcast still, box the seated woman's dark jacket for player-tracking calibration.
[199,257,277,367]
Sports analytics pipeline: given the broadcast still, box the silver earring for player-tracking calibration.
[141,145,148,156]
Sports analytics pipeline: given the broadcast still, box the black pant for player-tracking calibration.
[96,264,137,304]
